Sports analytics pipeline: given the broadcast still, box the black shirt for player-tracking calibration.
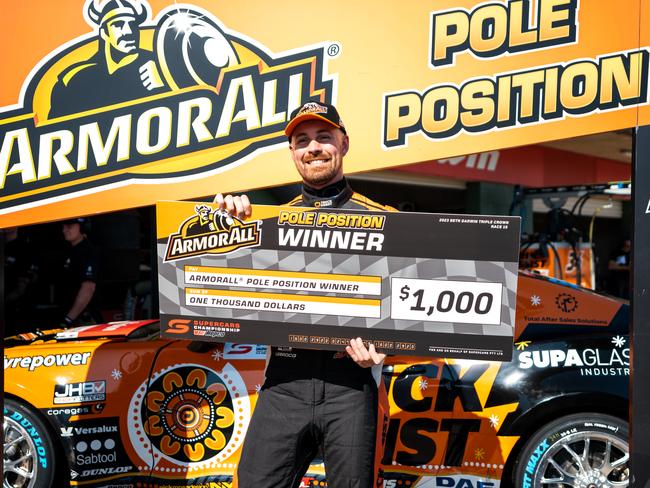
[60,238,99,315]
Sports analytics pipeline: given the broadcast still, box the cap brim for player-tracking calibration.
[285,113,341,137]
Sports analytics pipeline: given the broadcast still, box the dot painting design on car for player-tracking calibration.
[128,363,250,467]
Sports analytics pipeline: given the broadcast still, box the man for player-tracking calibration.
[216,101,394,488]
[49,0,165,118]
[59,218,101,327]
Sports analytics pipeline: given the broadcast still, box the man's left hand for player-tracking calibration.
[346,337,386,368]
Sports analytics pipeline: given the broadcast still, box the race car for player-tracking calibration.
[4,271,629,488]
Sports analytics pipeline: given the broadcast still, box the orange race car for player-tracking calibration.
[4,271,629,488]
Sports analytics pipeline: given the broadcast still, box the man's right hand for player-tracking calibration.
[214,194,252,219]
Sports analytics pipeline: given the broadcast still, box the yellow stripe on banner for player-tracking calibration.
[0,113,33,126]
[185,288,381,306]
[184,265,381,283]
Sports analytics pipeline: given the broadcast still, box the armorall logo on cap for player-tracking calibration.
[296,102,329,115]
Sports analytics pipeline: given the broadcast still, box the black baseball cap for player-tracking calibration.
[62,217,88,225]
[285,101,346,139]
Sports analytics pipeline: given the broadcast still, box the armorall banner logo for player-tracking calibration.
[3,0,650,227]
[0,0,334,220]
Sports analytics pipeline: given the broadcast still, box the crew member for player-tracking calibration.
[59,218,101,327]
[49,0,165,118]
[216,101,395,488]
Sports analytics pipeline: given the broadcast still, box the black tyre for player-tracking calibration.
[4,398,58,488]
[514,413,629,487]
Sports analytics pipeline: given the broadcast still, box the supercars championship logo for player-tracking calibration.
[0,0,335,211]
[164,205,261,261]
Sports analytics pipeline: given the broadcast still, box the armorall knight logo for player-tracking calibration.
[165,205,261,261]
[0,0,336,212]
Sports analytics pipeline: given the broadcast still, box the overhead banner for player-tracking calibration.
[157,201,521,360]
[1,0,648,226]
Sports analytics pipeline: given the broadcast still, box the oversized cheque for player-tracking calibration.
[157,201,520,360]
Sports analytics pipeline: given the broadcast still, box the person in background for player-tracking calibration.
[59,218,102,327]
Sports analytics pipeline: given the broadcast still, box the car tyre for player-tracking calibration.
[4,398,58,488]
[514,413,629,487]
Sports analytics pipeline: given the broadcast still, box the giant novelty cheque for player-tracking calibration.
[158,201,520,360]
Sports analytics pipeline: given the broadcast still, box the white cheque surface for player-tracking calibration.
[390,278,503,325]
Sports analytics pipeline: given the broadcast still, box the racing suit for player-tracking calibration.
[236,178,395,488]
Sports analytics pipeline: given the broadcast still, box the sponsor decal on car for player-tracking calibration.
[555,293,579,313]
[46,403,104,417]
[61,424,118,439]
[223,343,267,359]
[80,466,131,477]
[381,361,518,472]
[54,380,106,404]
[404,475,498,487]
[58,417,136,479]
[76,447,118,466]
[73,425,119,435]
[518,344,630,376]
[4,352,92,371]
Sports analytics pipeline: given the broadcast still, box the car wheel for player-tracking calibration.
[514,413,629,487]
[3,398,57,488]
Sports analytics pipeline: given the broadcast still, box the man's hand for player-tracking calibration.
[346,337,386,368]
[214,193,252,219]
[66,281,96,323]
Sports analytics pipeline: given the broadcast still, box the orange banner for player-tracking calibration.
[1,0,647,226]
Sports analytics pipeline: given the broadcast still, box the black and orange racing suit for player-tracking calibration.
[236,178,394,488]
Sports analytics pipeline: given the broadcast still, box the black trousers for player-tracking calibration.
[236,377,378,488]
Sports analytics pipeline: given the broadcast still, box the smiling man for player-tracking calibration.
[286,101,347,189]
[215,101,395,488]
